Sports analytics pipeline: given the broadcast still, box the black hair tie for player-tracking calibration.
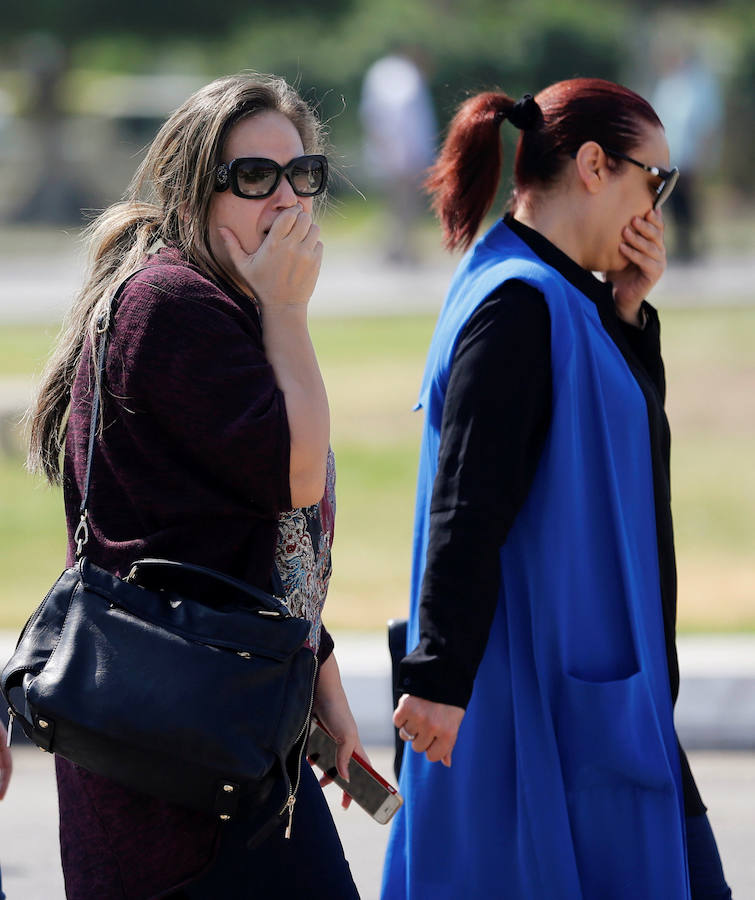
[507,94,541,131]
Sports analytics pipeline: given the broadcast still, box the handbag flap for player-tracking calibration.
[80,559,310,659]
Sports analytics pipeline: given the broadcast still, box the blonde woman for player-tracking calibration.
[28,74,361,899]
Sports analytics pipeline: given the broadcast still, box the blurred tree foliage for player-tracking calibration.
[2,0,753,191]
[2,0,352,41]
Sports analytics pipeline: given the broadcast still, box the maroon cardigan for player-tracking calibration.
[58,249,331,898]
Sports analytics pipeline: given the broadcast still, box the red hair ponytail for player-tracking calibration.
[425,78,663,253]
[425,91,515,252]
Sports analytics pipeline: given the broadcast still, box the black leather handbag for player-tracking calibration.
[1,271,317,836]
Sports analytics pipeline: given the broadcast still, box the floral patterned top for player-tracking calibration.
[274,448,336,652]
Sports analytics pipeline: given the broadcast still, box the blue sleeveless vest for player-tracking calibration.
[381,220,690,900]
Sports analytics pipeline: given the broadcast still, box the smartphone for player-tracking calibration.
[308,720,403,824]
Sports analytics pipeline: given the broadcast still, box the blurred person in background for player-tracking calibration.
[651,47,722,261]
[11,33,93,225]
[383,78,731,900]
[25,73,362,899]
[359,48,437,265]
[0,720,11,900]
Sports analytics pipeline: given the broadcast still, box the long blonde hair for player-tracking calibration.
[27,73,325,484]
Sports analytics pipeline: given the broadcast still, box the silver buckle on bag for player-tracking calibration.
[74,513,89,558]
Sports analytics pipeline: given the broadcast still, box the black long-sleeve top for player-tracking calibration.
[399,214,704,815]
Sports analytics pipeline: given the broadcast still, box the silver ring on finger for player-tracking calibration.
[399,726,417,742]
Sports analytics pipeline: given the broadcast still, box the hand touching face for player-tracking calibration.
[603,127,670,270]
[608,206,667,322]
[602,127,670,318]
[208,110,322,304]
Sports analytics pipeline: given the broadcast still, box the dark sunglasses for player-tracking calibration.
[602,148,679,209]
[214,154,328,199]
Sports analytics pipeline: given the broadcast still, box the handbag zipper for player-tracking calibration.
[6,709,14,747]
[280,655,318,839]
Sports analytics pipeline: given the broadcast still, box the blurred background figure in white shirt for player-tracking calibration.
[652,46,723,261]
[360,49,437,265]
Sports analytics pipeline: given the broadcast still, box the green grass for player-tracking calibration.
[0,456,68,628]
[0,323,60,376]
[1,308,753,632]
[672,436,755,553]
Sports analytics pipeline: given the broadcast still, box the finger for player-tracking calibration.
[618,241,647,265]
[268,203,305,241]
[441,752,453,767]
[620,237,661,279]
[647,206,664,228]
[217,227,262,283]
[619,242,660,278]
[631,217,665,253]
[318,772,333,789]
[288,209,314,243]
[217,226,249,268]
[631,215,661,243]
[622,224,660,259]
[426,732,457,764]
[335,743,352,782]
[301,222,321,252]
[413,732,435,754]
[393,698,413,730]
[643,210,666,251]
[398,725,417,743]
[425,737,445,763]
[341,791,352,810]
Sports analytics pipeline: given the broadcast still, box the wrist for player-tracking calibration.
[259,305,312,353]
[615,301,646,329]
[259,302,309,322]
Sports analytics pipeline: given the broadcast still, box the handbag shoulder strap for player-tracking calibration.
[74,267,150,558]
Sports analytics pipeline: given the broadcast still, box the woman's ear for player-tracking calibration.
[574,141,607,198]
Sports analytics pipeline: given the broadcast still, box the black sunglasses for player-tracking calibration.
[602,148,679,209]
[214,154,328,199]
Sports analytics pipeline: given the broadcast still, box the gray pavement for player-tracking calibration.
[1,746,753,898]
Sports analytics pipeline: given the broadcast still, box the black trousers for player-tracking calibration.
[172,758,359,899]
[687,813,732,900]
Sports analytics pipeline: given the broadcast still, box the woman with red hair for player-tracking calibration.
[383,78,730,899]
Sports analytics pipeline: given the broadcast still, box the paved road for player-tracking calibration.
[0,746,752,899]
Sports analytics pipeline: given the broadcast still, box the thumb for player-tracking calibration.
[217,226,249,268]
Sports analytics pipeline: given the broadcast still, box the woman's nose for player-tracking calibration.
[272,176,299,208]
